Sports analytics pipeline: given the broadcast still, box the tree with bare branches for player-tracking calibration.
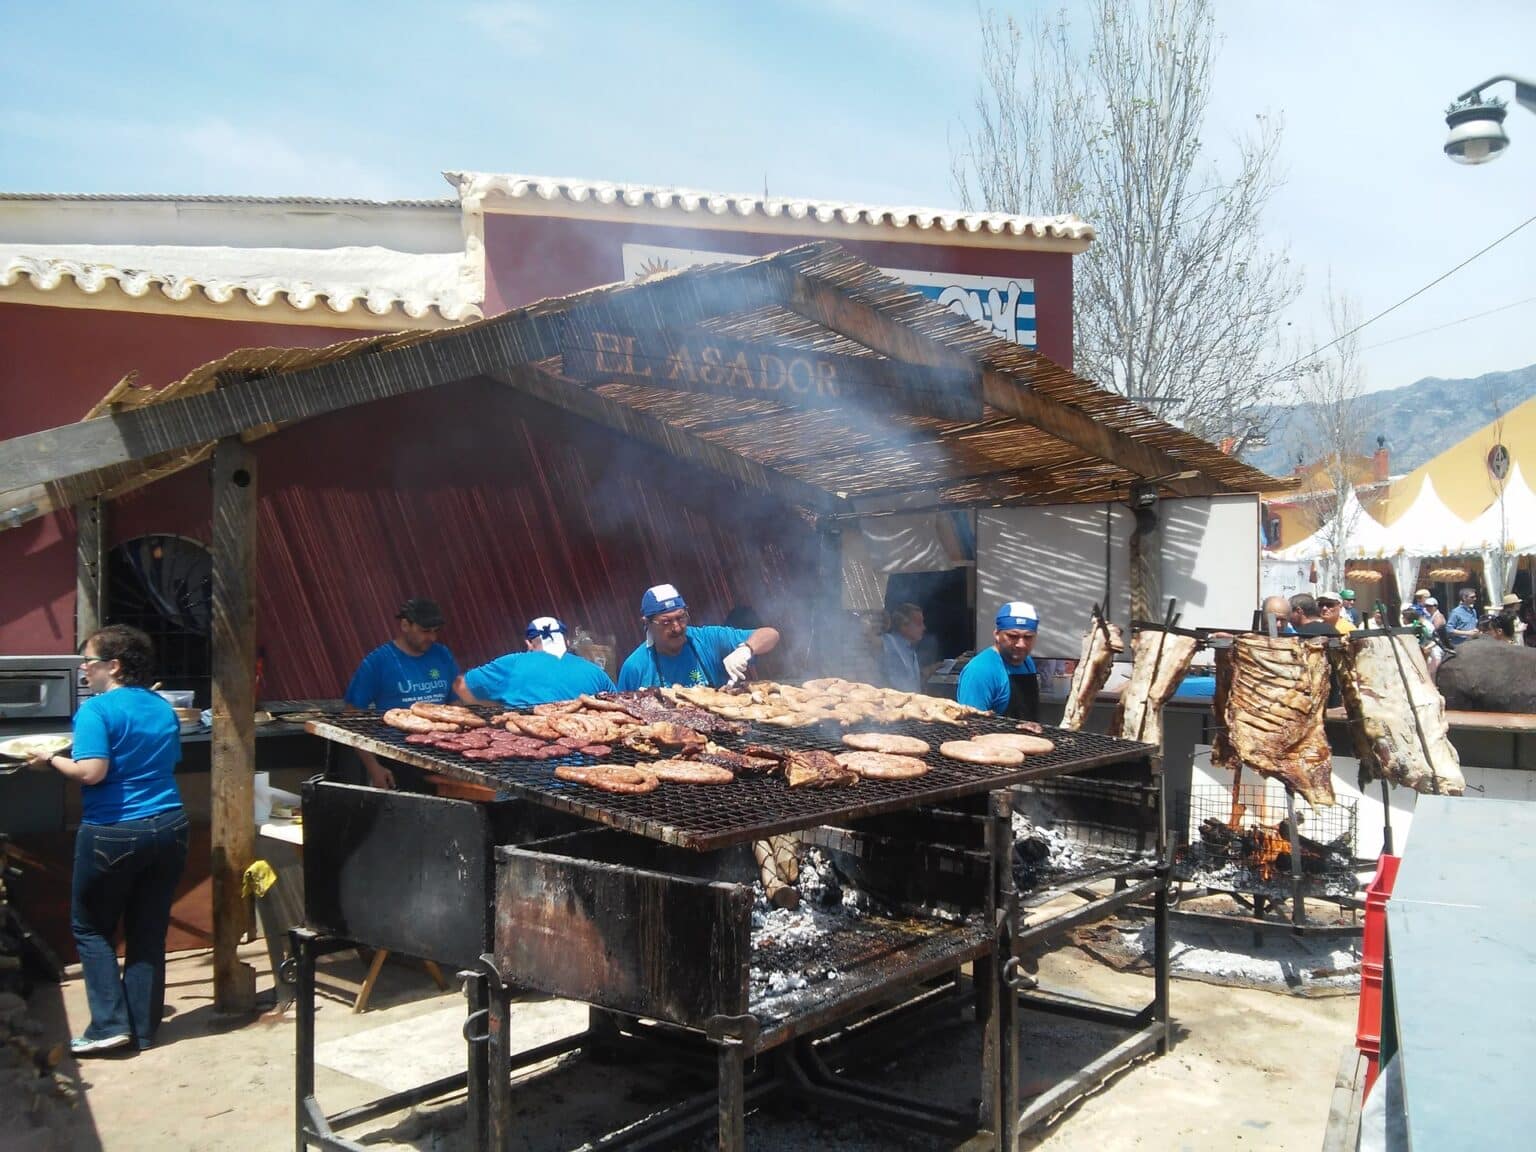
[951,0,1302,445]
[1290,281,1367,593]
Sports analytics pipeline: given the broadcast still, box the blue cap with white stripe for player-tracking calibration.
[641,584,687,618]
[995,602,1039,632]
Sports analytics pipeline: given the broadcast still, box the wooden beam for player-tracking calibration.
[773,261,1218,497]
[210,437,257,1013]
[490,367,852,516]
[1129,504,1162,623]
[73,497,105,647]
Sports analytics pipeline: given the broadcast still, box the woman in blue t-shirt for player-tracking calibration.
[30,625,186,1056]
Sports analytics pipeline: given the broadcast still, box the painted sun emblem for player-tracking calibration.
[632,257,675,284]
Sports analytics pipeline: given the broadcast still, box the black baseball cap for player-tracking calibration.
[397,597,445,628]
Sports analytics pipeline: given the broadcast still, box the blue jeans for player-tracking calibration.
[71,809,190,1048]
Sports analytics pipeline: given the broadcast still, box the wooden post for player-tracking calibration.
[74,497,106,646]
[211,436,257,1012]
[1129,501,1162,623]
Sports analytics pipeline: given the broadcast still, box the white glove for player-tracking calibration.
[722,643,754,685]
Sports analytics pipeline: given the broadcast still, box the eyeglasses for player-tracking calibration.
[79,656,107,668]
[649,611,690,630]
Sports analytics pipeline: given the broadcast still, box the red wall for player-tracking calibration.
[0,304,371,655]
[480,215,1076,369]
[103,380,820,700]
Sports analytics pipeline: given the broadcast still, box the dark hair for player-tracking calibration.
[1492,614,1516,639]
[723,604,763,631]
[1289,593,1319,618]
[397,597,445,628]
[85,624,156,686]
[888,603,923,632]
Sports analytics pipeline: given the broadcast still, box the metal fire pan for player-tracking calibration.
[309,711,1153,851]
[492,826,992,1048]
[301,780,584,969]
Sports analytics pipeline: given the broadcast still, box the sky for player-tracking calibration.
[2,0,1534,397]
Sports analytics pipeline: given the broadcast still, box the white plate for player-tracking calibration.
[0,733,72,760]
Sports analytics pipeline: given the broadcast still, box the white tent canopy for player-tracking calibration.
[1265,469,1536,602]
[1271,484,1394,562]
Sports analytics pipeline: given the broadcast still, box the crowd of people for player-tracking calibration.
[1258,584,1530,678]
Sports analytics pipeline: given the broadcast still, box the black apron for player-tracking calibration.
[1005,670,1040,722]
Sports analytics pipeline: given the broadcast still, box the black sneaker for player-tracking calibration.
[71,1033,131,1056]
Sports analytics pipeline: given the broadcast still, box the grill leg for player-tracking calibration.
[463,972,489,1152]
[294,928,315,1152]
[717,1039,746,1152]
[481,957,513,1152]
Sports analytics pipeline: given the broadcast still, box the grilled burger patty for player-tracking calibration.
[939,740,1025,766]
[834,751,929,779]
[840,732,930,755]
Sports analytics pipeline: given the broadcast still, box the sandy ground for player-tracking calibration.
[17,928,1357,1152]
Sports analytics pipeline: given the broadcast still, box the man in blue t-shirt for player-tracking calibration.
[1446,587,1481,648]
[343,597,457,789]
[957,601,1041,720]
[616,584,780,691]
[454,616,616,708]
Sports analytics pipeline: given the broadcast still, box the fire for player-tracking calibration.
[1243,826,1293,881]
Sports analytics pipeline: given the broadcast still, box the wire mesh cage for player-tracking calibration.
[1010,773,1161,893]
[1172,783,1359,899]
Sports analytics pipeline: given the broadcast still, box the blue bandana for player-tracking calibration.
[641,584,687,618]
[995,601,1039,632]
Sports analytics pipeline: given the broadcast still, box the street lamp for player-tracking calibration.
[1445,75,1536,164]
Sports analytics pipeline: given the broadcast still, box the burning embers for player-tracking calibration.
[750,848,861,1001]
[1173,786,1358,899]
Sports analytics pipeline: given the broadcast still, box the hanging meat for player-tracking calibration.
[1224,635,1336,807]
[1210,643,1239,770]
[1329,633,1464,796]
[1112,629,1200,747]
[1061,617,1125,731]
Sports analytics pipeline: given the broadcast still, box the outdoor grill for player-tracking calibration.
[305,709,1145,849]
[294,701,1168,1151]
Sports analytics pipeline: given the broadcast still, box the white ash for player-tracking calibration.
[1118,921,1361,991]
[796,847,837,903]
[1012,812,1087,874]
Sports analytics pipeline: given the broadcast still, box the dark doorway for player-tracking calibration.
[883,568,972,668]
[105,534,212,705]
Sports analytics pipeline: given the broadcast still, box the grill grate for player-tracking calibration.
[309,708,1154,850]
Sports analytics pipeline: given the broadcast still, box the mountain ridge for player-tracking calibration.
[1243,362,1536,479]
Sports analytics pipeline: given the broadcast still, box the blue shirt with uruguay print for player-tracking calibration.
[617,626,752,691]
[956,645,1037,714]
[72,687,183,825]
[463,650,616,708]
[344,642,458,711]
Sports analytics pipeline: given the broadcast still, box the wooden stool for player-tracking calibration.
[353,949,449,1013]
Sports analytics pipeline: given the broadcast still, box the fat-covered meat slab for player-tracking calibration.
[1113,630,1199,747]
[1330,633,1464,795]
[1062,619,1125,731]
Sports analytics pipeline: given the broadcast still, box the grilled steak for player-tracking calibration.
[1113,630,1199,746]
[1225,635,1336,807]
[782,749,858,789]
[1062,619,1125,731]
[1330,633,1464,796]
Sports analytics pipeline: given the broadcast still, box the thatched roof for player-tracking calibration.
[0,241,1285,525]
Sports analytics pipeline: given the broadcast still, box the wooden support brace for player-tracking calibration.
[74,497,106,646]
[211,436,257,1012]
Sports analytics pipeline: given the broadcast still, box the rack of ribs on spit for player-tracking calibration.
[1330,632,1464,796]
[1061,616,1125,731]
[1112,629,1199,747]
[1224,635,1336,807]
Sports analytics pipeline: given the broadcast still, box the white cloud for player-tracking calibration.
[459,2,544,56]
[2,109,424,199]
